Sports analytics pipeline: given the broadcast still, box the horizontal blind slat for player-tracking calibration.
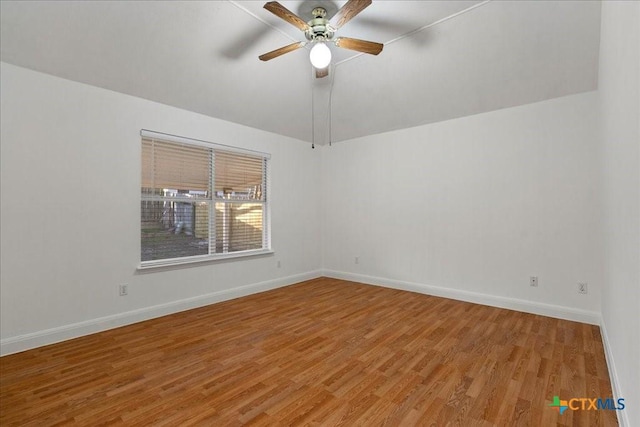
[142,138,212,192]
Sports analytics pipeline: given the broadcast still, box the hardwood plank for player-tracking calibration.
[0,277,618,425]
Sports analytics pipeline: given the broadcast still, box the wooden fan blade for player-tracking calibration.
[335,37,383,55]
[330,0,372,30]
[264,1,310,31]
[259,42,305,61]
[316,67,329,78]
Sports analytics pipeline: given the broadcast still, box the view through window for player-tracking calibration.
[140,132,269,266]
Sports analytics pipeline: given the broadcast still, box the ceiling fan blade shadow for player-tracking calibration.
[264,1,310,31]
[335,37,383,55]
[330,0,372,30]
[259,41,306,61]
[220,27,266,59]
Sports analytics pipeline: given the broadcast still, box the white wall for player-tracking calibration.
[321,91,603,322]
[598,2,640,426]
[2,10,637,421]
[0,62,322,355]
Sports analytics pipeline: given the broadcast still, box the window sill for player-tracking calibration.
[137,249,274,272]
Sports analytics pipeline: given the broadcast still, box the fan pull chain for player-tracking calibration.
[328,66,334,146]
[311,66,315,149]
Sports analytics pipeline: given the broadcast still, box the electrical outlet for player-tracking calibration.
[578,282,588,294]
[530,276,538,287]
[119,284,128,296]
[355,256,359,265]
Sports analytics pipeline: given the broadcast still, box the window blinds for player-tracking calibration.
[141,138,211,193]
[140,130,270,265]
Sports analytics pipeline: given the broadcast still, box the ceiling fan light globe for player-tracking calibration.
[309,42,331,69]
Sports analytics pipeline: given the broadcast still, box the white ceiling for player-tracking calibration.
[0,1,601,144]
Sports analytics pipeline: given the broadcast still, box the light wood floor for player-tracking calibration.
[1,277,618,426]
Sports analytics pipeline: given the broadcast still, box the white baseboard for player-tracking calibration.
[599,319,629,427]
[0,270,322,356]
[322,269,601,325]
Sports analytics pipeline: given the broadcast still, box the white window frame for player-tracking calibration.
[139,130,272,270]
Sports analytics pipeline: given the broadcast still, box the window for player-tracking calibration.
[140,130,270,268]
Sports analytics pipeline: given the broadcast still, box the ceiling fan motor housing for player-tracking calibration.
[305,7,334,41]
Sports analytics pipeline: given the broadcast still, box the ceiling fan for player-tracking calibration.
[259,0,384,78]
